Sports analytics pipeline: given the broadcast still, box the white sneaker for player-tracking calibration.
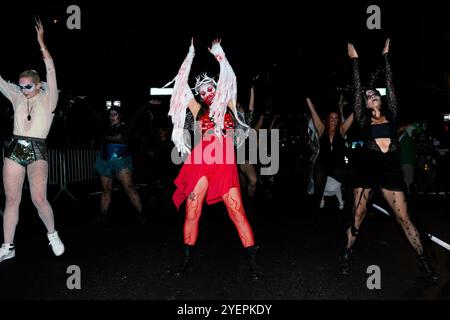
[47,231,65,256]
[0,243,15,262]
[320,199,325,209]
[339,201,345,210]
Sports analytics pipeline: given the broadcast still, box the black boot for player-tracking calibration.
[246,245,263,280]
[135,207,149,225]
[175,244,195,277]
[339,248,352,275]
[418,252,439,283]
[92,211,108,225]
[339,225,357,275]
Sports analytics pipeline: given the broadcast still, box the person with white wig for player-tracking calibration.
[166,38,262,280]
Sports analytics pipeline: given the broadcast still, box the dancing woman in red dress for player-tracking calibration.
[167,38,262,279]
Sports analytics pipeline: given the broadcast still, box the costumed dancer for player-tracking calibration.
[166,38,262,279]
[339,39,438,282]
[0,19,64,262]
[94,103,146,224]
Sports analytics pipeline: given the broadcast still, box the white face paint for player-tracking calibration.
[198,83,216,106]
[19,77,40,98]
[109,110,120,124]
[365,90,381,110]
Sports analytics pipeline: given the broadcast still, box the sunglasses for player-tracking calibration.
[19,84,35,91]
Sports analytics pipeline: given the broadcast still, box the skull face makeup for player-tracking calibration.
[365,89,381,99]
[365,89,382,110]
[19,83,35,92]
[108,106,122,125]
[194,73,218,107]
[19,77,40,99]
[198,83,216,106]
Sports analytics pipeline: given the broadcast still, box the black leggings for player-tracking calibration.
[313,161,347,207]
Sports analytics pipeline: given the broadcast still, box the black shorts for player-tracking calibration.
[351,149,405,192]
[4,135,48,167]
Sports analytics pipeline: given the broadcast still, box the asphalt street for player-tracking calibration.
[0,181,449,300]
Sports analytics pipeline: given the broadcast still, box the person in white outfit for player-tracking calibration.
[0,19,64,262]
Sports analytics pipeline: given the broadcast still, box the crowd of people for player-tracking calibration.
[0,20,448,284]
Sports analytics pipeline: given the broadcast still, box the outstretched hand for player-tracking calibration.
[348,43,358,59]
[35,16,45,46]
[208,38,221,52]
[382,38,390,55]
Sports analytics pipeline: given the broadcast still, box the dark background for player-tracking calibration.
[0,0,448,142]
[0,1,449,302]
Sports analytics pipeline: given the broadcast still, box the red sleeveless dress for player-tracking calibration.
[173,111,241,209]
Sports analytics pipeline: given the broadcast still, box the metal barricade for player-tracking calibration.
[49,148,100,201]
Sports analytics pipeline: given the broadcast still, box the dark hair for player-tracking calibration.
[363,89,392,120]
[364,88,382,99]
[325,110,342,129]
[196,101,210,119]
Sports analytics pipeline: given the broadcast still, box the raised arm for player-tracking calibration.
[348,43,365,128]
[208,39,236,107]
[340,113,354,136]
[306,97,325,137]
[167,38,200,154]
[254,114,265,131]
[338,93,346,122]
[36,18,52,61]
[268,114,281,130]
[245,85,255,126]
[208,39,248,135]
[0,73,19,103]
[248,85,255,111]
[382,39,398,122]
[337,93,353,135]
[36,19,59,112]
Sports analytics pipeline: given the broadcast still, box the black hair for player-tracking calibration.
[363,88,391,119]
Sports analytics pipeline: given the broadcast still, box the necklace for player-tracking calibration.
[26,100,33,121]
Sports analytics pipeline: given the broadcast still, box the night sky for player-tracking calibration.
[0,1,448,126]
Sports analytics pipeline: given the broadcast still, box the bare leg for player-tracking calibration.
[2,159,26,244]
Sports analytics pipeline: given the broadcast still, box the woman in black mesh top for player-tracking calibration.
[339,39,438,282]
[93,105,145,224]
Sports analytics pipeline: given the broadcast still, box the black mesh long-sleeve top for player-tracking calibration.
[352,53,399,153]
[100,122,130,160]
